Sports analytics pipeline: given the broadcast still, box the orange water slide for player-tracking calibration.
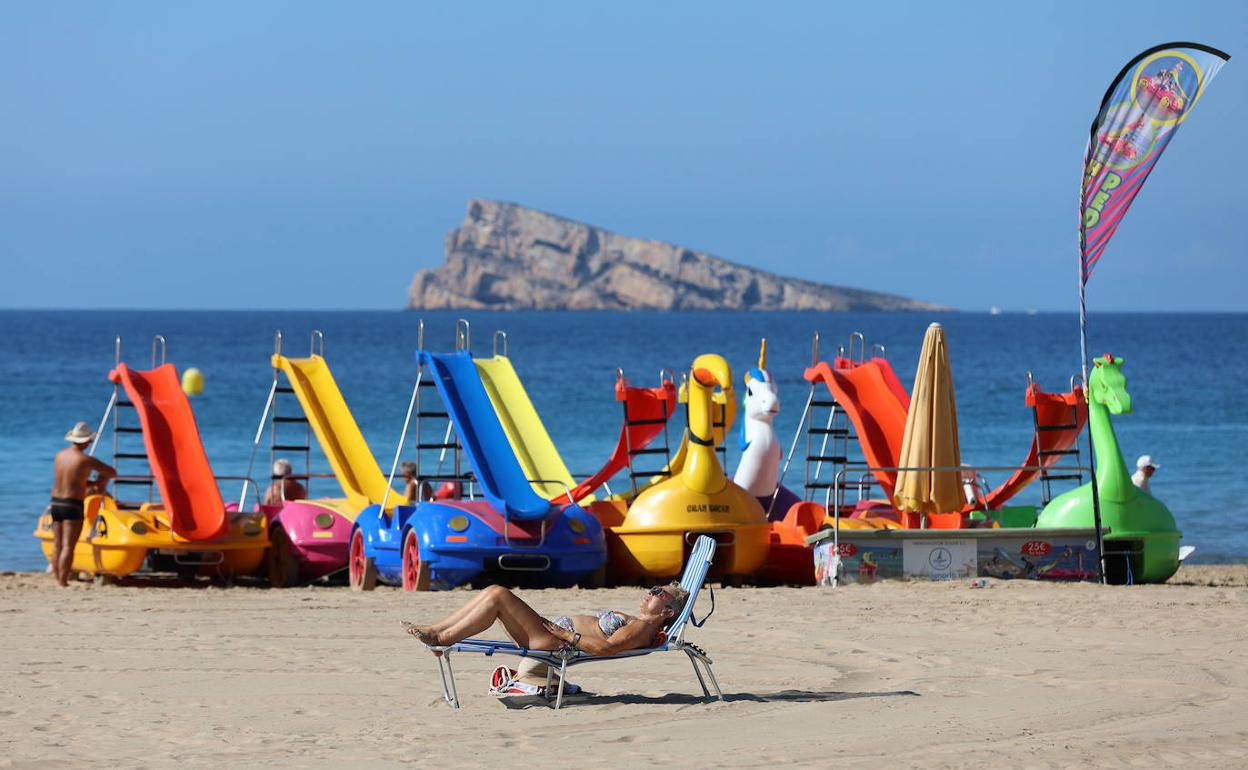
[109,364,227,541]
[974,383,1087,511]
[805,360,910,497]
[835,356,911,411]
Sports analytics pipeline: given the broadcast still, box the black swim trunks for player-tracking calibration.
[49,496,85,522]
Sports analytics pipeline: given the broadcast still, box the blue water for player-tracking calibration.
[2,310,1245,570]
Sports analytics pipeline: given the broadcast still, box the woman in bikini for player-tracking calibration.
[403,582,689,657]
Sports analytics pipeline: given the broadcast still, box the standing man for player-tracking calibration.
[49,422,115,586]
[1132,455,1159,494]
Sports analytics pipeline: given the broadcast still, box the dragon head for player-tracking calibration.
[1090,353,1132,415]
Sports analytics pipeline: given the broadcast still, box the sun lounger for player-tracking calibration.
[425,535,723,709]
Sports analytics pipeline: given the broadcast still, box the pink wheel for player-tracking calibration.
[402,529,430,592]
[348,529,376,591]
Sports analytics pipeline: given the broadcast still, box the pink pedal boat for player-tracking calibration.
[243,332,408,586]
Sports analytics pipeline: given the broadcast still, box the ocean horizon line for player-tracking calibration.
[2,308,1247,316]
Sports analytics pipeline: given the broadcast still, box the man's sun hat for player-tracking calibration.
[1136,455,1159,470]
[272,458,293,477]
[64,421,95,444]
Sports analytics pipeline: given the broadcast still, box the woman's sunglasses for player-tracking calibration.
[647,585,668,598]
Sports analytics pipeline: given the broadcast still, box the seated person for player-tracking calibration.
[399,461,461,502]
[1132,455,1159,494]
[403,582,689,657]
[263,458,307,505]
[399,461,425,501]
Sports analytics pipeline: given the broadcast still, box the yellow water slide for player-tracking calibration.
[474,355,584,502]
[271,354,405,511]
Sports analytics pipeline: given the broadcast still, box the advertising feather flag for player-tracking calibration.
[1081,43,1229,282]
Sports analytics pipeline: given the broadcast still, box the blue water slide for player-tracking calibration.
[418,350,552,521]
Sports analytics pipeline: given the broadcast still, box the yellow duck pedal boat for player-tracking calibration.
[609,354,769,582]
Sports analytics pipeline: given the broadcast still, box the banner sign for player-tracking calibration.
[1081,43,1229,282]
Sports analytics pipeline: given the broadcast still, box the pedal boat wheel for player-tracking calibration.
[402,529,430,592]
[348,528,376,591]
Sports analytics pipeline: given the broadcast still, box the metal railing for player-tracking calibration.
[382,365,422,512]
[243,472,340,509]
[107,473,261,511]
[151,335,166,367]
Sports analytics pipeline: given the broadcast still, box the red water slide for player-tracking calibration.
[558,377,678,504]
[109,363,227,540]
[974,383,1087,511]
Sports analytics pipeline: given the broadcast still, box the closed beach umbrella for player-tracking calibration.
[893,323,963,516]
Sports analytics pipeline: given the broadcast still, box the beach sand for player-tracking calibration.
[2,568,1247,769]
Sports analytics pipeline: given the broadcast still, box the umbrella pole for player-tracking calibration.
[1079,247,1108,585]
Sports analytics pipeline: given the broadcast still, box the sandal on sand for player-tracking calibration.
[488,665,581,697]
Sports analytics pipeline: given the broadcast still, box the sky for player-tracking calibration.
[1,1,1246,312]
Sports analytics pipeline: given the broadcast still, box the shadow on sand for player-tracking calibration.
[499,689,919,710]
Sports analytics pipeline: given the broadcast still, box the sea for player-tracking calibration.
[2,310,1245,570]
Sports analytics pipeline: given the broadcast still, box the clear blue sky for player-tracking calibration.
[2,2,1245,311]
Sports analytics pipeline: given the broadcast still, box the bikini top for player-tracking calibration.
[556,611,662,644]
[596,610,627,637]
[598,612,673,646]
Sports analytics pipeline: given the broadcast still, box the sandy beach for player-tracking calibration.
[2,568,1246,769]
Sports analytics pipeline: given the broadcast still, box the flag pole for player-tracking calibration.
[1078,216,1108,585]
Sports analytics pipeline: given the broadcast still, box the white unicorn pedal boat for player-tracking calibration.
[733,339,800,521]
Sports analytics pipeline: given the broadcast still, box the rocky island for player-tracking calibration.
[407,200,945,311]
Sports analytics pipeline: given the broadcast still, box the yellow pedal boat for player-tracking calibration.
[608,354,769,582]
[34,495,267,579]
